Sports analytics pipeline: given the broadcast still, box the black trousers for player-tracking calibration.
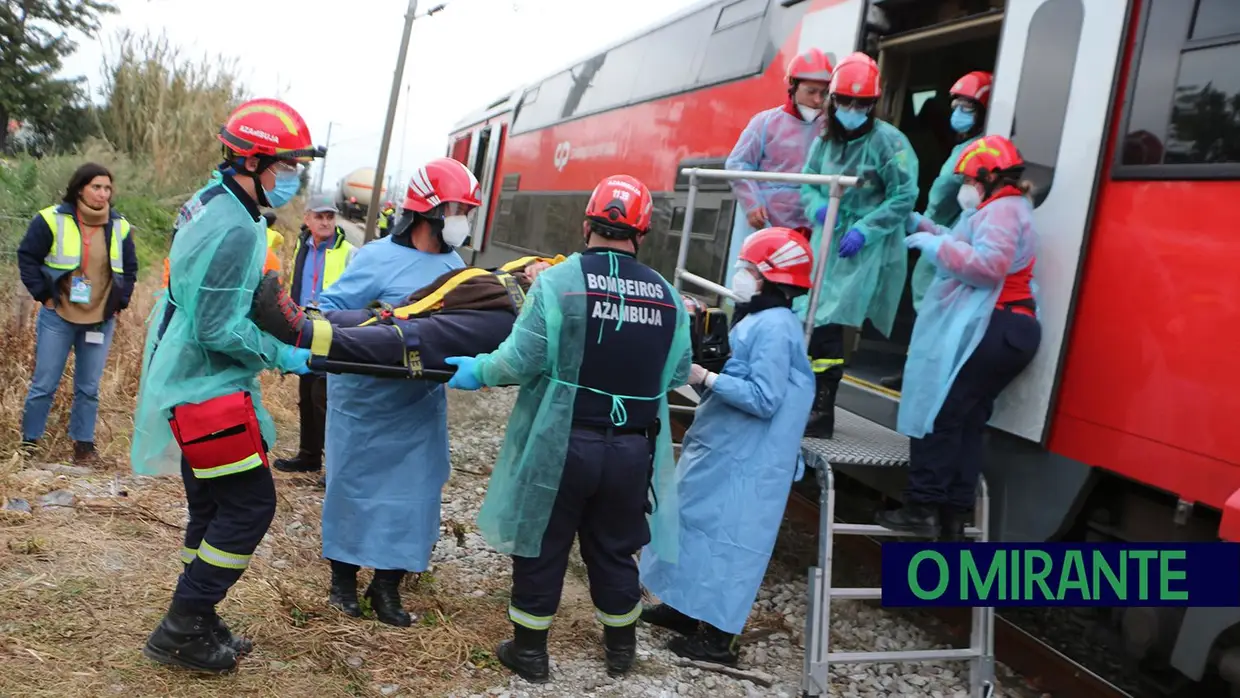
[808,323,845,383]
[295,374,327,463]
[906,309,1041,510]
[509,426,652,631]
[175,457,277,613]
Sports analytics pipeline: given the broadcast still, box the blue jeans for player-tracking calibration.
[21,307,116,443]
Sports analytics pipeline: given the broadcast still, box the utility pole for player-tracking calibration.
[316,121,335,193]
[364,1,448,243]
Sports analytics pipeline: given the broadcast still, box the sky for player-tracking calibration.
[58,0,702,196]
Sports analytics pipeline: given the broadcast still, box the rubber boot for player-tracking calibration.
[602,623,637,677]
[640,603,700,636]
[496,623,550,683]
[209,613,253,655]
[667,623,740,667]
[875,503,941,538]
[364,569,411,626]
[879,370,904,391]
[937,506,972,542]
[804,371,840,439]
[143,605,239,674]
[328,560,362,617]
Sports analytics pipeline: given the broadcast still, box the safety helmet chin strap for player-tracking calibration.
[221,148,278,207]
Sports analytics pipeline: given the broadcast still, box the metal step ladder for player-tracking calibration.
[800,408,995,698]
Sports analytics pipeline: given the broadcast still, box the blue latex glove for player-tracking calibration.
[905,232,937,252]
[906,212,925,234]
[277,346,312,375]
[445,356,484,391]
[814,205,827,224]
[838,228,865,258]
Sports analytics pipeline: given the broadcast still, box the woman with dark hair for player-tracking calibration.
[17,162,139,464]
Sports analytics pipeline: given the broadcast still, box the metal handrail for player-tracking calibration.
[671,167,860,344]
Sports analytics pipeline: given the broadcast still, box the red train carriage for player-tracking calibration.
[448,0,1240,689]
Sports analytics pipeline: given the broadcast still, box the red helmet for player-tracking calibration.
[585,174,653,236]
[218,98,325,162]
[402,157,483,214]
[738,227,814,289]
[786,48,834,84]
[954,135,1025,179]
[829,52,881,99]
[950,71,994,108]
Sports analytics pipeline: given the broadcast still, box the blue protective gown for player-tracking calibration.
[910,136,980,313]
[638,304,815,634]
[795,120,919,336]
[318,237,465,570]
[898,193,1039,439]
[723,104,822,288]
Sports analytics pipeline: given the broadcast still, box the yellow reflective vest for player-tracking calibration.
[39,205,130,274]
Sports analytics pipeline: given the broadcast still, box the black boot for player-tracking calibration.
[937,506,972,542]
[668,623,739,667]
[273,454,321,473]
[208,613,253,655]
[602,623,637,676]
[143,605,239,674]
[640,603,700,636]
[364,569,411,626]
[496,623,550,683]
[879,370,903,391]
[875,503,941,538]
[328,560,362,617]
[804,371,840,439]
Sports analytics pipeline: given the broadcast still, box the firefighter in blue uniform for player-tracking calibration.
[130,98,323,674]
[444,174,692,684]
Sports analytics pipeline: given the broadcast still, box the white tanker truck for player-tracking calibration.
[334,167,388,222]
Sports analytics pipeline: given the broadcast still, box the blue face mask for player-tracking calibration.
[950,107,976,134]
[265,168,301,209]
[834,107,869,131]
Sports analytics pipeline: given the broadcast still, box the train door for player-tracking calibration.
[465,122,507,255]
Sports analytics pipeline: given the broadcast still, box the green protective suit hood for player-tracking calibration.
[472,253,693,562]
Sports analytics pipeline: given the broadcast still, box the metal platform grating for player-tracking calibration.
[801,407,910,468]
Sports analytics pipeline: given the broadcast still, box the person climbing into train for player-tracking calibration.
[441,174,692,684]
[880,70,993,391]
[316,158,475,628]
[722,48,833,296]
[130,98,323,674]
[639,226,816,668]
[799,51,919,439]
[272,193,357,476]
[877,135,1041,540]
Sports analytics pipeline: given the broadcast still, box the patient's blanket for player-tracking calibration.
[251,255,563,380]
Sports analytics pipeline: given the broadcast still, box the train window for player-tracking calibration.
[511,72,573,134]
[573,42,643,116]
[1117,0,1240,176]
[717,0,765,30]
[1008,0,1082,206]
[699,3,767,85]
[1190,0,1240,41]
[632,10,713,102]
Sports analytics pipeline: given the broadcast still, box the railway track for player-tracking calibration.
[783,490,1132,698]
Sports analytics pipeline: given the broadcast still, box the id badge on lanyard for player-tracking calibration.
[70,218,94,305]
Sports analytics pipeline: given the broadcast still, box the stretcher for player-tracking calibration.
[250,255,733,382]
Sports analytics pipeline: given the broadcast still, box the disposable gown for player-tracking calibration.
[318,237,465,571]
[898,194,1039,439]
[639,304,815,634]
[472,255,692,561]
[795,120,919,335]
[911,136,980,312]
[131,180,289,476]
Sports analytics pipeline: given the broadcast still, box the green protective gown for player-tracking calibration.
[472,253,693,562]
[911,135,981,313]
[130,176,290,476]
[795,119,919,336]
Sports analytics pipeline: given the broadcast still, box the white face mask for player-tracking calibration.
[956,184,982,212]
[441,215,471,248]
[797,104,819,122]
[730,270,760,303]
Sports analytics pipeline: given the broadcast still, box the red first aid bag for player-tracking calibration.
[168,391,269,479]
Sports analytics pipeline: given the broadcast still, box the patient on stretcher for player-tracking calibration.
[251,255,731,381]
